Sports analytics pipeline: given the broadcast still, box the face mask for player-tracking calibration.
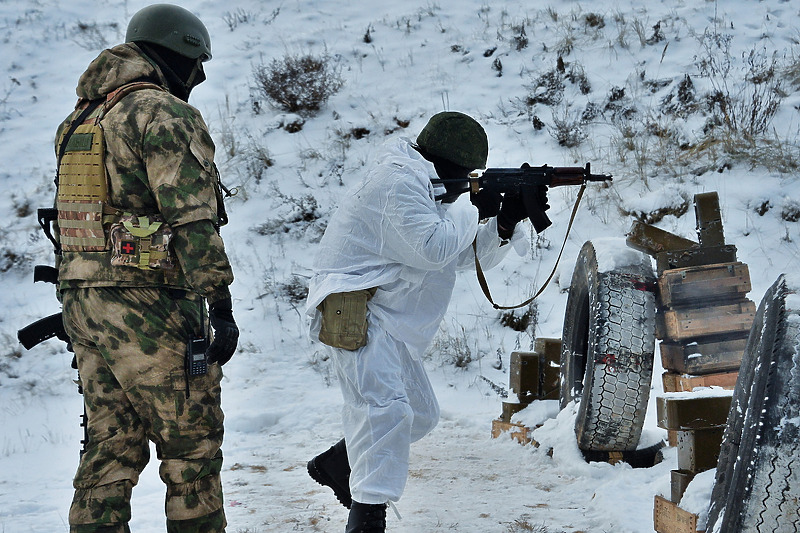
[185,58,206,91]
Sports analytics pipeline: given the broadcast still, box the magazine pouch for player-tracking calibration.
[317,288,377,351]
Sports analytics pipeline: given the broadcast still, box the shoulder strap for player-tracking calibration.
[473,183,586,310]
[56,98,104,178]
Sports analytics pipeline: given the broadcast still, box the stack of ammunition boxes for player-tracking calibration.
[490,338,560,446]
[627,192,755,397]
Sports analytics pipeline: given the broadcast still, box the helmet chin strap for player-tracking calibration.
[184,58,206,92]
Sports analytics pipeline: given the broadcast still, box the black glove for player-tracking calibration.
[496,163,553,237]
[497,192,528,239]
[470,189,502,219]
[520,182,552,234]
[206,297,239,366]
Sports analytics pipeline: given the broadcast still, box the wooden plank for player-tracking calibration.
[656,245,737,272]
[654,495,703,533]
[660,300,756,341]
[535,338,561,401]
[656,395,732,430]
[660,336,747,374]
[662,371,739,392]
[626,220,698,257]
[694,192,725,247]
[658,262,751,308]
[491,419,535,446]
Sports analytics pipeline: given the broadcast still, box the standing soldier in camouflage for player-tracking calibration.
[54,5,237,532]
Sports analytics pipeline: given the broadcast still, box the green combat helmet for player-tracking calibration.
[126,4,212,60]
[416,111,488,170]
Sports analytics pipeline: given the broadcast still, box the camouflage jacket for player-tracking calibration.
[55,43,233,304]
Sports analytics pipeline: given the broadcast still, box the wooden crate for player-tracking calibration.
[491,419,535,446]
[656,395,731,431]
[658,262,751,308]
[654,495,704,533]
[656,245,737,272]
[509,338,561,402]
[677,427,725,473]
[660,336,747,375]
[500,401,528,423]
[509,352,539,399]
[658,300,756,341]
[662,371,739,392]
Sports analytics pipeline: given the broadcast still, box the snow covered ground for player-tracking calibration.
[1,0,799,531]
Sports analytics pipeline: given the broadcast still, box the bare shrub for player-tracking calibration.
[511,22,528,51]
[252,191,326,242]
[526,69,565,107]
[499,303,537,332]
[428,323,481,369]
[781,200,800,223]
[549,107,588,147]
[276,274,309,304]
[252,52,344,116]
[697,32,784,138]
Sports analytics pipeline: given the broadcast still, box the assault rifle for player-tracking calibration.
[17,265,87,455]
[432,162,612,232]
[17,265,71,350]
[474,162,612,193]
[18,312,69,350]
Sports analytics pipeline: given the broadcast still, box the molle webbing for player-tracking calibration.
[56,82,164,252]
[56,114,107,251]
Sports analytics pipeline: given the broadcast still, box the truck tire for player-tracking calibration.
[706,274,800,532]
[560,239,657,451]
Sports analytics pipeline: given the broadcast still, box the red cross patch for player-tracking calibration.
[120,240,137,255]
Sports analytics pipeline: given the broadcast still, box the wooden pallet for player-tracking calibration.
[490,419,536,446]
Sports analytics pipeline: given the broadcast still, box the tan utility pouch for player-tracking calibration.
[109,213,176,270]
[317,288,377,350]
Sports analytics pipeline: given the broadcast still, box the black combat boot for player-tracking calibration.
[345,502,387,533]
[307,439,352,509]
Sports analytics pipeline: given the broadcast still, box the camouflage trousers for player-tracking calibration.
[61,287,227,533]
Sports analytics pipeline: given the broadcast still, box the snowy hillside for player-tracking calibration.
[1,0,799,531]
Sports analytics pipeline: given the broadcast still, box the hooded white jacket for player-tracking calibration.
[306,138,517,358]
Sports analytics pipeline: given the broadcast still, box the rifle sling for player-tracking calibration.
[473,182,586,310]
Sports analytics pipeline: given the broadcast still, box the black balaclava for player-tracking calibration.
[137,42,206,101]
[414,145,472,202]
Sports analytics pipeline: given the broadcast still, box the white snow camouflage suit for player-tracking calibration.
[306,138,521,504]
